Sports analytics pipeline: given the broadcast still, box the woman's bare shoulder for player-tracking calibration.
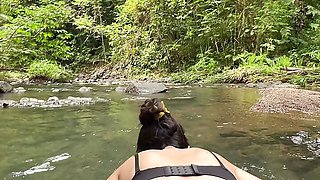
[107,156,135,180]
[188,147,215,155]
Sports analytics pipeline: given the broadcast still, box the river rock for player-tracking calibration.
[1,100,17,108]
[47,96,60,106]
[0,81,13,93]
[3,102,9,108]
[78,87,92,92]
[52,89,60,92]
[65,96,93,106]
[115,87,126,92]
[125,82,167,95]
[288,131,320,157]
[13,87,26,93]
[20,98,30,104]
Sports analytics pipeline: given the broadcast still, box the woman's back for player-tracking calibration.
[107,99,260,180]
[115,147,238,180]
[138,147,225,171]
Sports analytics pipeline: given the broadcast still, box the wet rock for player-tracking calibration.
[18,97,44,107]
[38,100,45,104]
[78,86,92,92]
[291,136,303,145]
[1,100,17,107]
[0,81,13,93]
[125,82,167,95]
[115,87,126,92]
[20,97,30,104]
[3,102,9,108]
[29,98,38,103]
[48,96,59,102]
[13,87,26,93]
[52,89,60,92]
[65,96,93,106]
[47,97,60,107]
[288,131,320,157]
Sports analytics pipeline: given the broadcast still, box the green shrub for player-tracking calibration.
[190,50,220,74]
[275,56,292,68]
[27,61,72,82]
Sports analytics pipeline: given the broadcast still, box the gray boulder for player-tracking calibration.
[0,81,13,93]
[125,82,167,95]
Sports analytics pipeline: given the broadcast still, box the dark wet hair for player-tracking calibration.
[136,98,189,152]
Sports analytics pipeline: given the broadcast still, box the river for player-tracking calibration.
[1,84,319,179]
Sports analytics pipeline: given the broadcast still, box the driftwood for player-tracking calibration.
[280,67,302,71]
[280,67,308,75]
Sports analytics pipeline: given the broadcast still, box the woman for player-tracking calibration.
[107,98,260,180]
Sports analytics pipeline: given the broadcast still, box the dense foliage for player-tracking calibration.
[0,0,320,83]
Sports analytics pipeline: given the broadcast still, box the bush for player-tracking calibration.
[27,61,72,82]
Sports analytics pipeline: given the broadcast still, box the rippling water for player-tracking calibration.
[0,84,319,179]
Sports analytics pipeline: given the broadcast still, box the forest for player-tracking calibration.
[0,0,320,86]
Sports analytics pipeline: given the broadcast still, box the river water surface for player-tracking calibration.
[1,84,319,180]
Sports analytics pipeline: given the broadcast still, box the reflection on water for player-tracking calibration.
[0,85,320,179]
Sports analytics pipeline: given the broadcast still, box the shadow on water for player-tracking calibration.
[0,85,319,179]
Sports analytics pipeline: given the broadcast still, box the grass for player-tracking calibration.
[0,71,28,82]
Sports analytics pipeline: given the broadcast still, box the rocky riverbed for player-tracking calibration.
[0,96,107,108]
[284,131,320,158]
[0,79,168,108]
[3,74,320,114]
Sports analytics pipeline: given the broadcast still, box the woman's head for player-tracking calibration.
[136,98,189,152]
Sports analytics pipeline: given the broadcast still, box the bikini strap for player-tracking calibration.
[210,152,226,169]
[134,154,140,173]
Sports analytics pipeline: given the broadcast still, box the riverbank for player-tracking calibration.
[1,65,320,89]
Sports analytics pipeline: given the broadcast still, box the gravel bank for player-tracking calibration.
[251,88,320,114]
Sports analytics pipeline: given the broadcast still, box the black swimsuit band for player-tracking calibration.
[132,152,237,180]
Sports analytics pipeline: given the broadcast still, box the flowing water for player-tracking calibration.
[0,84,319,180]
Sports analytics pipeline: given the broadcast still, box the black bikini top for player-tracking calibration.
[132,152,237,180]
